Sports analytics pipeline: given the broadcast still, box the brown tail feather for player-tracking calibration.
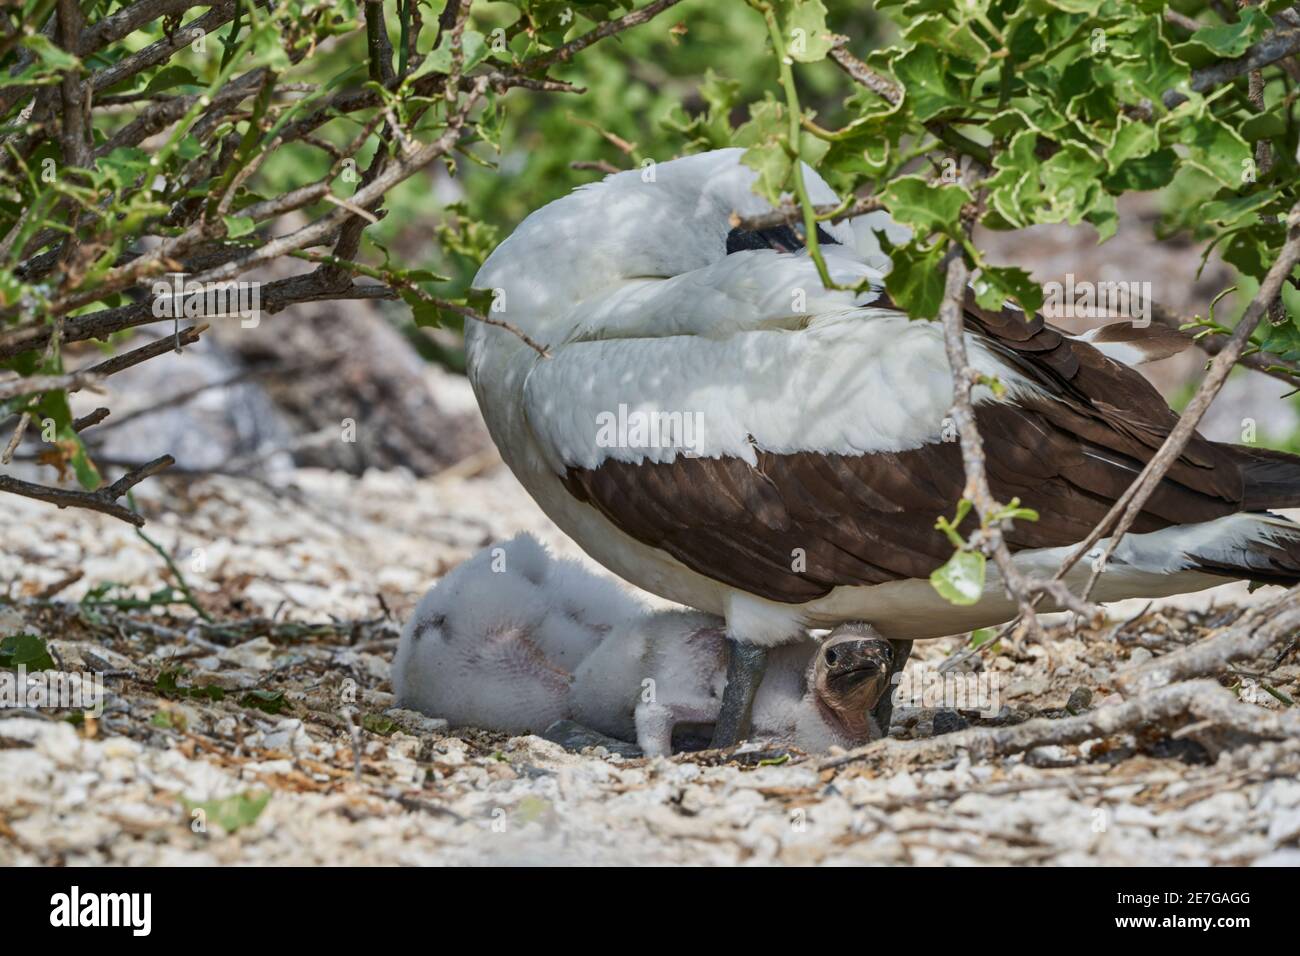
[1230,444,1300,511]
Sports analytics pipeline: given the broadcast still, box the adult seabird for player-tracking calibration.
[466,148,1300,747]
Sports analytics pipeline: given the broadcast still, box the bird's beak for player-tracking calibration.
[823,636,893,691]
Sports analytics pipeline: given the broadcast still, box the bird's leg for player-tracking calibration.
[636,700,718,758]
[710,640,769,749]
[871,639,913,737]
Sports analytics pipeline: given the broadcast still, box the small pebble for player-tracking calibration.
[1128,647,1154,667]
[1066,687,1092,714]
[932,710,969,735]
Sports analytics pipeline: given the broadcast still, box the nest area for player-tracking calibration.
[2,465,1298,866]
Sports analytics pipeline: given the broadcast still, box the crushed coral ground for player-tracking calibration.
[2,463,1299,865]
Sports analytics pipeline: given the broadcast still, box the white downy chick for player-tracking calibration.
[395,538,895,753]
[392,533,645,733]
[573,613,895,756]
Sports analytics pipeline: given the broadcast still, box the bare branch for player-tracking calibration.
[0,455,174,527]
[1115,585,1300,696]
[522,0,688,73]
[939,252,1064,642]
[0,370,102,401]
[570,159,622,175]
[1150,301,1300,389]
[822,680,1300,769]
[1164,26,1300,108]
[81,322,206,377]
[1,412,31,465]
[364,1,396,87]
[72,407,111,432]
[828,37,902,105]
[733,195,883,232]
[0,274,393,360]
[80,0,199,51]
[89,1,239,95]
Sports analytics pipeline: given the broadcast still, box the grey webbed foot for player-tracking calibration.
[709,641,769,749]
[871,639,913,737]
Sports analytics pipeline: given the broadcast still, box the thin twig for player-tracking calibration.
[521,0,687,73]
[1164,26,1300,108]
[0,455,174,527]
[733,195,883,232]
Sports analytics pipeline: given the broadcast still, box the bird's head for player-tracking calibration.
[468,148,899,349]
[811,625,894,730]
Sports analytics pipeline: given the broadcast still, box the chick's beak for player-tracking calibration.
[824,637,893,688]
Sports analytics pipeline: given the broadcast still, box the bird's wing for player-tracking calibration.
[521,262,1253,605]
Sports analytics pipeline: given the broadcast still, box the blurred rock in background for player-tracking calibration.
[59,291,490,482]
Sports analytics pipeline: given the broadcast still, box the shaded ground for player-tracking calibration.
[4,194,1300,865]
[3,458,1299,865]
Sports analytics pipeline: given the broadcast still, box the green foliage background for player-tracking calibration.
[4,0,1300,492]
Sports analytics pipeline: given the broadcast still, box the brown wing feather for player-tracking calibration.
[559,298,1300,604]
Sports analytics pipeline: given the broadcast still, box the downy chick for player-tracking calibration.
[391,533,645,733]
[394,537,896,753]
[572,615,894,756]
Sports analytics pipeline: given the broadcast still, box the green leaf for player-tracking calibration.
[407,30,488,82]
[892,45,968,121]
[1282,283,1300,328]
[223,215,255,239]
[976,264,1044,314]
[1036,143,1107,225]
[155,667,225,702]
[885,239,948,319]
[735,97,828,207]
[776,0,835,63]
[984,128,1043,229]
[1103,148,1177,192]
[1104,119,1159,171]
[1240,112,1287,143]
[0,634,55,672]
[181,792,271,833]
[20,35,80,72]
[904,14,991,63]
[1223,230,1273,279]
[240,689,290,715]
[251,23,292,71]
[1174,112,1252,188]
[143,65,200,95]
[1085,191,1119,242]
[362,713,397,735]
[1177,7,1270,61]
[1199,191,1278,229]
[880,176,972,237]
[1110,17,1188,105]
[930,550,986,606]
[404,269,451,283]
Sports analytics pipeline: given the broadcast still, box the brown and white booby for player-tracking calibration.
[465,148,1300,746]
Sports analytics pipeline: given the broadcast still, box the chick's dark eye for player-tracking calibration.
[825,649,837,666]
